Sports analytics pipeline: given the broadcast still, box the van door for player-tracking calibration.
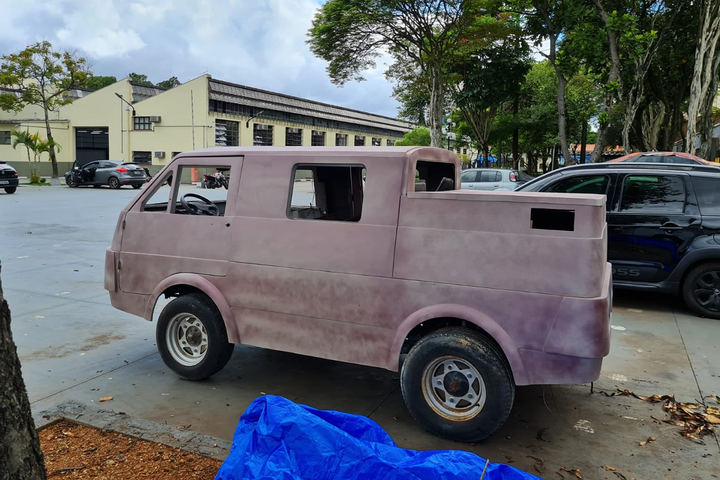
[118,159,240,295]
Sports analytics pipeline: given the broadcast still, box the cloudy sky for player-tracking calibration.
[0,0,400,117]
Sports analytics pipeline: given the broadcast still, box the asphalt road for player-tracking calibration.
[1,184,719,479]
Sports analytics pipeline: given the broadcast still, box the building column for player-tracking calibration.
[302,128,312,146]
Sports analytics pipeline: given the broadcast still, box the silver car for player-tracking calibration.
[65,160,147,189]
[460,168,523,191]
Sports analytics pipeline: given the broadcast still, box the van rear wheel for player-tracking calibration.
[157,294,234,380]
[400,327,514,442]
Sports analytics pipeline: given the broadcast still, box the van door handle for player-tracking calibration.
[661,222,682,231]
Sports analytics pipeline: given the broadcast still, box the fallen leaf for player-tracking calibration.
[612,472,628,480]
[99,396,113,402]
[605,465,616,471]
[560,467,582,479]
[527,456,544,465]
[61,431,75,438]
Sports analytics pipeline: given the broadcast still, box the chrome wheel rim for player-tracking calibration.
[422,356,486,421]
[693,271,720,312]
[109,178,119,188]
[165,313,209,366]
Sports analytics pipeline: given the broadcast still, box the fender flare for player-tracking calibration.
[386,304,528,385]
[145,273,239,343]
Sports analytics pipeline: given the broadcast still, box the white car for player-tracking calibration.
[460,168,523,191]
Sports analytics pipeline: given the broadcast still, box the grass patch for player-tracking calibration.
[23,182,52,186]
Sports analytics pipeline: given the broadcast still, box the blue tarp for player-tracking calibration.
[215,395,540,480]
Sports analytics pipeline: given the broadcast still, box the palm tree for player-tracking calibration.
[10,130,61,183]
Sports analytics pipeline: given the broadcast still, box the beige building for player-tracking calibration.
[0,75,412,177]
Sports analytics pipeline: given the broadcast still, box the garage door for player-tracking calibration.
[75,128,109,167]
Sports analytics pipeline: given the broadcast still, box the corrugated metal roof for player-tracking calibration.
[209,79,412,132]
[131,84,166,103]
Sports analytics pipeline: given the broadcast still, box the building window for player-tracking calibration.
[134,117,152,130]
[386,139,395,146]
[463,148,467,155]
[254,124,273,146]
[355,135,366,146]
[371,137,381,146]
[133,151,152,164]
[288,164,365,222]
[286,127,302,146]
[0,131,11,145]
[215,120,239,146]
[336,133,348,146]
[311,130,325,146]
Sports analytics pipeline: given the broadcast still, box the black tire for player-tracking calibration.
[4,187,16,194]
[132,184,141,189]
[66,178,78,188]
[156,294,234,380]
[108,176,121,189]
[682,262,720,319]
[400,327,515,442]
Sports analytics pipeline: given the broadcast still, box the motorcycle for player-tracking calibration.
[203,170,228,189]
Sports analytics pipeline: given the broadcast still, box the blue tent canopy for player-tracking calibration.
[215,396,540,480]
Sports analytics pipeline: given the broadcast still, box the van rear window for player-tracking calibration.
[288,164,365,222]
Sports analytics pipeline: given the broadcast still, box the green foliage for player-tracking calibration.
[395,127,431,146]
[157,76,180,89]
[457,153,471,168]
[11,129,61,181]
[128,72,153,86]
[85,75,117,90]
[0,41,90,113]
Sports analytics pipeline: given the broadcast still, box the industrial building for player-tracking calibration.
[0,75,413,177]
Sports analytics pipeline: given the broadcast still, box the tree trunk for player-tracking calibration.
[556,72,572,165]
[43,108,59,179]
[591,0,622,162]
[428,65,444,148]
[642,101,666,150]
[0,262,47,480]
[483,144,490,168]
[580,121,588,164]
[512,94,520,169]
[685,0,720,159]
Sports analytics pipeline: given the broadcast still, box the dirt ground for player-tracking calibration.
[40,420,221,479]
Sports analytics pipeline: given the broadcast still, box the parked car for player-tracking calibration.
[607,151,717,166]
[460,168,523,191]
[0,161,19,194]
[65,160,146,189]
[517,162,720,318]
[106,146,611,442]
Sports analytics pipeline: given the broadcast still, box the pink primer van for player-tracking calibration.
[106,146,611,441]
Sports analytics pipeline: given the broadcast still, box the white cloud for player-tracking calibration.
[0,0,401,117]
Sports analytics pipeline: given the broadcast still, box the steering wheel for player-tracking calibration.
[180,193,219,216]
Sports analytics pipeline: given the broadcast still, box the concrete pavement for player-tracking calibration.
[1,184,719,479]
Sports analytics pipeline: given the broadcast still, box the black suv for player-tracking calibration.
[517,162,720,318]
[0,161,19,194]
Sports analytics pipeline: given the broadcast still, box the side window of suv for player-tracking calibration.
[619,175,685,213]
[692,177,720,215]
[545,175,610,195]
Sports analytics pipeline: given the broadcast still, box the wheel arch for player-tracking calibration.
[387,304,528,385]
[144,274,239,343]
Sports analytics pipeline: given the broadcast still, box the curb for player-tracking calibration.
[34,401,232,460]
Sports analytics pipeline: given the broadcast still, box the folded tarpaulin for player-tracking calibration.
[215,395,540,480]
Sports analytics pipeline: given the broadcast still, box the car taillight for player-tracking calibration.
[12,172,18,177]
[509,172,517,182]
[116,167,128,173]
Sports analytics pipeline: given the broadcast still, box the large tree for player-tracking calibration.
[85,75,117,90]
[157,76,181,89]
[685,0,720,159]
[128,72,153,86]
[0,262,47,480]
[307,0,508,147]
[0,42,90,179]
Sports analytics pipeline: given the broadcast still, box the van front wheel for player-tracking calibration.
[157,294,234,380]
[400,327,515,442]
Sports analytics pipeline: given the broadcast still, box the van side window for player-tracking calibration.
[288,164,365,222]
[142,172,173,212]
[416,161,455,191]
[170,166,231,216]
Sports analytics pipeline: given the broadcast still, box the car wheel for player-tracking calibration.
[682,262,720,319]
[4,187,17,194]
[108,177,120,189]
[66,177,78,188]
[157,294,234,381]
[132,184,141,189]
[400,327,514,442]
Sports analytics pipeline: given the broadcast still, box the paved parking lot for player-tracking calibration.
[1,185,719,479]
